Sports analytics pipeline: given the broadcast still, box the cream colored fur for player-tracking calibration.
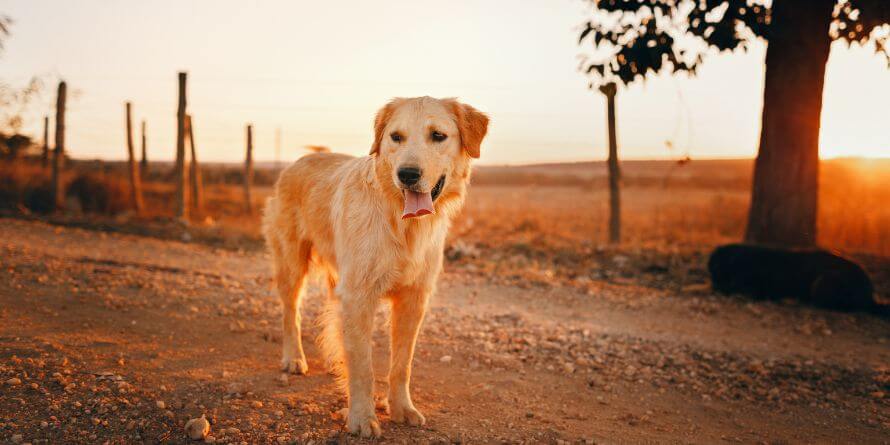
[262,97,488,437]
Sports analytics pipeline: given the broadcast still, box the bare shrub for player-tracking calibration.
[66,172,129,215]
[0,161,51,212]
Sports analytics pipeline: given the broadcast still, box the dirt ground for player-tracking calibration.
[1,217,888,444]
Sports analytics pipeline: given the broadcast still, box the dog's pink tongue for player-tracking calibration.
[402,190,435,219]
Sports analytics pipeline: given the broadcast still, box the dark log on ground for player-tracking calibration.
[708,243,879,313]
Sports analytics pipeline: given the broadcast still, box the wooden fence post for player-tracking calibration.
[175,72,189,221]
[186,115,203,214]
[52,81,66,211]
[125,102,145,214]
[244,124,254,214]
[599,82,621,244]
[140,120,148,179]
[42,116,49,167]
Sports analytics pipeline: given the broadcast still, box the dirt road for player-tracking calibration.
[1,218,888,444]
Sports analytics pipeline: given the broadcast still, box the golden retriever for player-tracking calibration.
[262,96,488,437]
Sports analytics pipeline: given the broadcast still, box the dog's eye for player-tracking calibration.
[390,132,403,143]
[431,131,447,142]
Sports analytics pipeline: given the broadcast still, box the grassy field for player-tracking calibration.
[2,157,888,257]
[172,158,890,256]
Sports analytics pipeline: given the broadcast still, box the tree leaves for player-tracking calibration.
[833,0,890,65]
[577,0,890,87]
[579,22,594,44]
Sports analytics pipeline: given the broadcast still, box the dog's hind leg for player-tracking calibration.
[386,288,429,426]
[277,239,311,375]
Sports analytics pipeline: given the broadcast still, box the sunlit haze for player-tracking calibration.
[1,0,888,164]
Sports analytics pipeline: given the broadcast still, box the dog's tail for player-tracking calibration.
[316,288,348,390]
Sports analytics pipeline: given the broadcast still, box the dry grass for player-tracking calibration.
[456,159,890,256]
[1,158,887,258]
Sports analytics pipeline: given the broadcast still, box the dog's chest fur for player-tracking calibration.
[391,216,449,287]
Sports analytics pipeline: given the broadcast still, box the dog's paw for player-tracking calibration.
[389,401,426,426]
[346,412,382,438]
[280,357,309,375]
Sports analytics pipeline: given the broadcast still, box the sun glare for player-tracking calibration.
[820,145,889,159]
[819,41,890,160]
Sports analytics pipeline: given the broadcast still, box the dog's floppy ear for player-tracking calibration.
[370,99,401,156]
[450,100,489,159]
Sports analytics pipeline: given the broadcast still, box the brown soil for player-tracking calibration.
[1,218,888,444]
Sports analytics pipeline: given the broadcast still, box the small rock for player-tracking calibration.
[185,415,211,440]
[225,382,244,396]
[11,434,23,444]
[6,377,22,386]
[440,355,453,363]
[277,374,288,386]
[156,400,166,410]
[332,407,349,420]
[251,401,264,409]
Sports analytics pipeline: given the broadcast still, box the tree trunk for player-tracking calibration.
[244,124,254,214]
[186,115,203,214]
[42,116,49,167]
[52,82,66,211]
[175,72,189,221]
[599,82,621,244]
[745,0,835,247]
[125,102,145,214]
[140,120,148,179]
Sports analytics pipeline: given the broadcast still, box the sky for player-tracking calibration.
[0,0,888,165]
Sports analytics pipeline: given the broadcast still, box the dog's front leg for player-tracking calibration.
[340,288,382,438]
[388,288,429,426]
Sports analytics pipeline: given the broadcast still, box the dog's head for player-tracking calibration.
[370,97,489,219]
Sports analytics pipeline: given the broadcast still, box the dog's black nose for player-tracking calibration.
[397,167,422,186]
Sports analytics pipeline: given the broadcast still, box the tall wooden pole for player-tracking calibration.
[600,82,621,244]
[244,124,254,214]
[52,81,66,211]
[140,120,148,179]
[186,114,203,214]
[125,102,145,214]
[42,116,49,167]
[175,72,189,221]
